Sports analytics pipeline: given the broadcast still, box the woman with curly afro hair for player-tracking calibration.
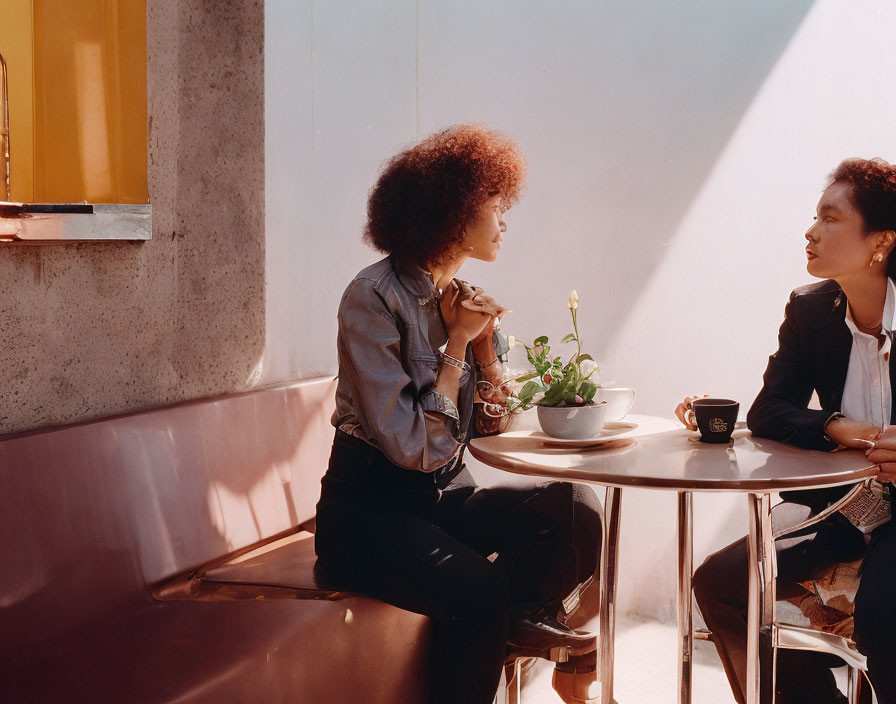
[314,125,602,704]
[676,158,896,704]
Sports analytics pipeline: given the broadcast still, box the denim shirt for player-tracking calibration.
[333,256,475,475]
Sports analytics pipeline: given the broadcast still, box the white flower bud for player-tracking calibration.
[567,290,579,310]
[507,335,516,348]
[580,359,598,378]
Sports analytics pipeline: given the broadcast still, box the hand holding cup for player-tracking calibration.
[675,395,739,443]
[674,395,707,431]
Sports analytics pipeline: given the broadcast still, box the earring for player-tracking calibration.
[877,252,885,262]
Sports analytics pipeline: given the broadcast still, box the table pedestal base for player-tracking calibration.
[599,487,621,704]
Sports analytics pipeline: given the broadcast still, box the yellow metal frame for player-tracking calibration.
[0,52,9,201]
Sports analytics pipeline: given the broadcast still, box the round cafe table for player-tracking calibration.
[468,414,877,704]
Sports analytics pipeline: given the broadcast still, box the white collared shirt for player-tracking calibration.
[840,278,896,428]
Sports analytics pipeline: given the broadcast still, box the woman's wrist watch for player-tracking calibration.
[822,412,845,443]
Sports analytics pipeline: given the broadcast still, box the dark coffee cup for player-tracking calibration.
[691,398,739,443]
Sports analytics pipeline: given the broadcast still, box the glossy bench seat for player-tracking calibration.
[201,531,338,596]
[0,378,431,703]
[5,598,429,704]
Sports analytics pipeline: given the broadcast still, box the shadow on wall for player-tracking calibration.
[447,0,817,353]
[263,0,816,384]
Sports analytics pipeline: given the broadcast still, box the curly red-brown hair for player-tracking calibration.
[364,124,526,268]
[830,157,896,278]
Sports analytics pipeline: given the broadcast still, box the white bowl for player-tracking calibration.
[536,402,608,439]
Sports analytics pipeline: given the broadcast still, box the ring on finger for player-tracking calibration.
[858,438,877,452]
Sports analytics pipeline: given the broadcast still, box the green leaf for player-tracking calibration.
[576,354,594,363]
[579,381,598,402]
[533,335,549,346]
[563,387,580,404]
[513,371,539,383]
[506,396,528,413]
[534,360,551,375]
[561,333,577,344]
[518,381,543,403]
[539,383,565,406]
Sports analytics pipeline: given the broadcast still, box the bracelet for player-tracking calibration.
[440,351,470,373]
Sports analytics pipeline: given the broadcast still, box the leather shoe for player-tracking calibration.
[508,608,596,656]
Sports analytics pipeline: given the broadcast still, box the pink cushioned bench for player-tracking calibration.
[0,378,431,703]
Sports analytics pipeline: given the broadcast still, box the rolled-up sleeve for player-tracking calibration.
[337,279,463,472]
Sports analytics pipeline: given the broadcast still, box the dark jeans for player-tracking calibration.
[314,431,602,704]
[694,510,896,704]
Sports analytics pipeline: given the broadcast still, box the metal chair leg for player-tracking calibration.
[746,492,776,704]
[863,669,879,704]
[500,657,522,704]
[495,666,506,704]
[847,667,860,704]
[496,660,513,704]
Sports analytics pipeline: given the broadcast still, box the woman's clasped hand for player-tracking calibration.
[813,417,896,482]
[438,280,505,344]
[441,280,511,400]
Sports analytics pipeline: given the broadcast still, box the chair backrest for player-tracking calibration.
[0,377,337,660]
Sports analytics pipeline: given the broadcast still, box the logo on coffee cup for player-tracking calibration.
[709,418,728,433]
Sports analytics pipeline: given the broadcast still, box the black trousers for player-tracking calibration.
[694,510,896,704]
[314,431,602,704]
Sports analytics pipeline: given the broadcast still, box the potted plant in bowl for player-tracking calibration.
[506,291,607,439]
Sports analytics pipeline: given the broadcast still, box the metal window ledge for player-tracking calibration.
[0,202,151,243]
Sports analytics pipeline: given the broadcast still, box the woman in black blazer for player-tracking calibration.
[679,158,896,704]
